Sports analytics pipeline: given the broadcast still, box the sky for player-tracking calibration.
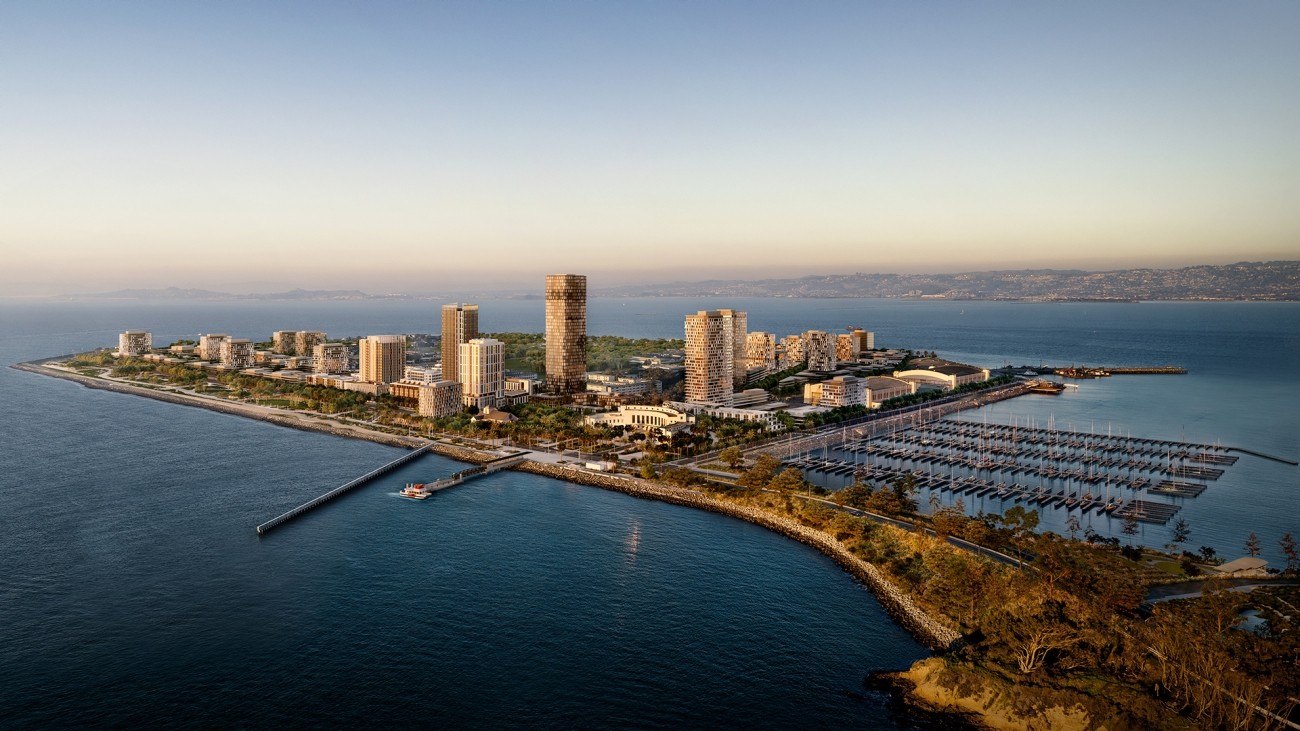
[2,1,1298,296]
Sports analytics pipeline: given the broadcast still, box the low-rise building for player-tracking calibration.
[894,363,990,390]
[804,375,866,408]
[863,376,916,407]
[584,404,692,435]
[312,342,350,374]
[586,373,657,396]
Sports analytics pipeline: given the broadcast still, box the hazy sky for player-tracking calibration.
[2,1,1298,295]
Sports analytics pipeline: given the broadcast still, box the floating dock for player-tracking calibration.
[782,415,1293,526]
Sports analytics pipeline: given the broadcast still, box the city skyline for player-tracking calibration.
[3,1,1298,297]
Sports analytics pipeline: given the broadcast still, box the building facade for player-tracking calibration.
[312,342,350,374]
[220,338,254,369]
[745,332,777,370]
[804,375,867,408]
[295,331,325,358]
[272,331,295,354]
[459,338,505,409]
[117,330,152,357]
[199,334,229,361]
[544,274,587,395]
[781,334,806,368]
[359,335,406,384]
[440,303,479,387]
[685,310,736,404]
[804,330,837,371]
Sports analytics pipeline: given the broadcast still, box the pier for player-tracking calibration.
[402,453,528,498]
[256,443,435,535]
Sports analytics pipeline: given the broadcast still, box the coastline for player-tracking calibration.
[12,357,959,651]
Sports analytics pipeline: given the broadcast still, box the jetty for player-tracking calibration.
[256,443,436,535]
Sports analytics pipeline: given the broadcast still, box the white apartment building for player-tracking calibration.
[117,330,152,357]
[459,338,504,409]
[199,334,230,361]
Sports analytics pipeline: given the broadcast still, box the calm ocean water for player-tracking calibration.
[1,296,1296,727]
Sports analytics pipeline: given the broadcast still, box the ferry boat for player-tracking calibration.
[400,483,429,500]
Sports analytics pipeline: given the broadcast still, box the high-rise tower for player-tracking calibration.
[440,303,479,383]
[685,310,746,404]
[544,274,587,395]
[359,334,406,384]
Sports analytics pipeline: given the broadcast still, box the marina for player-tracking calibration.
[785,415,1270,525]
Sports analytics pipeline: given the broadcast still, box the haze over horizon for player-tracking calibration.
[3,1,1298,297]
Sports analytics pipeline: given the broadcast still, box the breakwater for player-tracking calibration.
[516,461,962,651]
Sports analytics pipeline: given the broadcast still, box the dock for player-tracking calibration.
[256,443,435,535]
[782,414,1293,526]
[401,453,528,498]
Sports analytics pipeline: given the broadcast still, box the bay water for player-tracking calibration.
[1,296,1295,727]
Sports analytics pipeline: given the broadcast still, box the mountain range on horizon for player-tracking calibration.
[66,261,1300,302]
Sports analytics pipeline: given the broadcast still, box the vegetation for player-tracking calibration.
[486,332,683,374]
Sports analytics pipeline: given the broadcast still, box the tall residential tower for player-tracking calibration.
[684,309,746,404]
[359,335,406,384]
[544,274,586,395]
[440,303,479,383]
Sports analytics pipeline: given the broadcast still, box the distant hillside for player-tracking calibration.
[81,287,377,301]
[595,261,1300,301]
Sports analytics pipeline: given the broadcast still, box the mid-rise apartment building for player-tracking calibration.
[117,330,152,357]
[199,334,230,361]
[804,330,837,371]
[295,331,325,358]
[459,338,504,409]
[220,338,254,369]
[312,342,350,374]
[418,380,462,419]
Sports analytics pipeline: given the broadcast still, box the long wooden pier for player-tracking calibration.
[256,443,435,535]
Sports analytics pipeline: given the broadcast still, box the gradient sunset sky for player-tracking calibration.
[2,1,1297,295]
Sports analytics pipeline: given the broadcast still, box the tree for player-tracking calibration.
[769,467,808,493]
[1172,518,1191,548]
[1199,545,1219,564]
[1121,513,1139,544]
[1000,506,1040,568]
[719,446,744,469]
[1280,533,1299,574]
[1245,532,1262,558]
[1065,515,1082,541]
[640,461,657,480]
[737,453,782,489]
